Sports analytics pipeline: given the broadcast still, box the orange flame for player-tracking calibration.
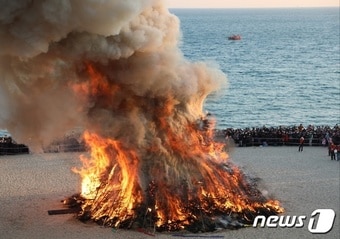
[73,131,143,226]
[71,62,121,111]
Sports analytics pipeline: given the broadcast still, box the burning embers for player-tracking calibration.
[69,121,283,232]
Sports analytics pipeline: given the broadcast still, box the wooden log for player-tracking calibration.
[48,208,80,215]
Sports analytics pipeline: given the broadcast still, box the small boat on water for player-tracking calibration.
[228,34,241,40]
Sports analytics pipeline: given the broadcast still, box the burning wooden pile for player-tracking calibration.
[50,164,281,233]
[49,127,283,233]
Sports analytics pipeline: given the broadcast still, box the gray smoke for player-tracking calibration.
[0,0,226,150]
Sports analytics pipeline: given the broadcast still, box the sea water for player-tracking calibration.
[171,8,340,129]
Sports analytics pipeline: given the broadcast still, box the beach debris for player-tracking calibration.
[47,194,83,215]
[214,215,244,230]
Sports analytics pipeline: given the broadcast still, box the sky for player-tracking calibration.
[165,0,339,8]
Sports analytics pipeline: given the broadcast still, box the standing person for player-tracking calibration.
[298,136,304,152]
[330,143,336,160]
[298,124,304,132]
[336,144,340,161]
[308,132,313,146]
[328,137,333,156]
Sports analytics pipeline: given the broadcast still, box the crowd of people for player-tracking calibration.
[216,124,340,149]
[0,135,29,155]
[2,123,340,157]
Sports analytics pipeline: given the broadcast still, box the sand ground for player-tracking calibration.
[0,146,339,239]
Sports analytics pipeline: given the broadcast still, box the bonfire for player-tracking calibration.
[68,62,283,232]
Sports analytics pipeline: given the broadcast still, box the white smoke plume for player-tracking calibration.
[0,0,226,150]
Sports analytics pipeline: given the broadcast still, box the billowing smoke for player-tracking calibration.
[0,0,225,149]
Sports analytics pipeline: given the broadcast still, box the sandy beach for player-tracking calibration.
[0,146,339,239]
